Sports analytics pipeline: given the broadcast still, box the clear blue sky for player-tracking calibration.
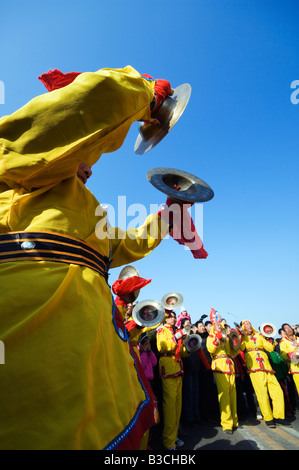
[1,0,299,331]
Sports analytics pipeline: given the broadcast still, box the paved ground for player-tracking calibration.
[150,410,299,451]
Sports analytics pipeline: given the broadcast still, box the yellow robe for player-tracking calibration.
[156,324,188,449]
[206,326,238,431]
[0,66,169,450]
[279,336,299,395]
[240,329,284,421]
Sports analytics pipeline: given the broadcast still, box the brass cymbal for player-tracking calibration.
[134,83,191,155]
[147,167,214,203]
[132,299,165,327]
[118,265,139,280]
[161,292,184,310]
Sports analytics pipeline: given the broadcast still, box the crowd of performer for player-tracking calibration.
[116,291,299,450]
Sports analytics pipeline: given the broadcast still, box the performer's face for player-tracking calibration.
[77,162,92,184]
[283,324,294,337]
[242,321,253,335]
[166,312,176,327]
[126,303,133,316]
[197,323,205,334]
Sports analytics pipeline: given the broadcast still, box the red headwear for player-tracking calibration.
[112,276,151,300]
[210,307,221,325]
[38,69,81,91]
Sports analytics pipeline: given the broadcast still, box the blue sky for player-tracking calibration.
[1,0,299,331]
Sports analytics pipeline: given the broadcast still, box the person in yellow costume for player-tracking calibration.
[0,66,173,450]
[279,323,299,396]
[206,311,239,434]
[156,310,189,450]
[112,274,156,358]
[239,320,291,428]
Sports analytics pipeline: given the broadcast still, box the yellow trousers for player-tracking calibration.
[214,373,238,431]
[160,375,182,449]
[292,374,299,397]
[249,371,284,421]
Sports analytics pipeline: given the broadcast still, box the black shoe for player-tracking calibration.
[275,419,292,427]
[224,429,233,435]
[265,420,276,428]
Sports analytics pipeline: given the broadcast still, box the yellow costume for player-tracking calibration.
[156,324,188,449]
[206,325,238,432]
[240,324,285,423]
[0,66,170,450]
[279,336,299,395]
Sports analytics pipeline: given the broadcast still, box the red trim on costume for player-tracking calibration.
[197,348,211,370]
[161,363,184,379]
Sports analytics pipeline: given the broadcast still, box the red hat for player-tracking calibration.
[112,276,151,297]
[210,307,221,325]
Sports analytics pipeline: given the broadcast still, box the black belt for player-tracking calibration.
[0,231,110,281]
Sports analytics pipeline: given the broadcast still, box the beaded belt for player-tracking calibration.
[245,348,263,353]
[0,231,110,281]
[213,354,229,360]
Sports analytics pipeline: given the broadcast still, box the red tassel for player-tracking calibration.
[158,199,208,259]
[175,337,183,361]
[197,348,211,370]
[124,319,138,332]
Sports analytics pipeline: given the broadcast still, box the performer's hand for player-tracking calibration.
[157,196,208,259]
[126,303,134,316]
[175,328,187,340]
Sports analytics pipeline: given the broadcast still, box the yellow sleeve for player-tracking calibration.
[157,327,177,355]
[0,66,155,191]
[180,345,190,358]
[262,336,275,353]
[279,339,291,362]
[206,333,219,356]
[108,213,170,268]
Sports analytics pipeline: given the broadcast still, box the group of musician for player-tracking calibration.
[116,289,299,450]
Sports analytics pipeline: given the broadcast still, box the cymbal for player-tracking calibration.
[132,299,165,327]
[161,292,184,310]
[147,167,214,203]
[134,83,191,155]
[118,265,139,280]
